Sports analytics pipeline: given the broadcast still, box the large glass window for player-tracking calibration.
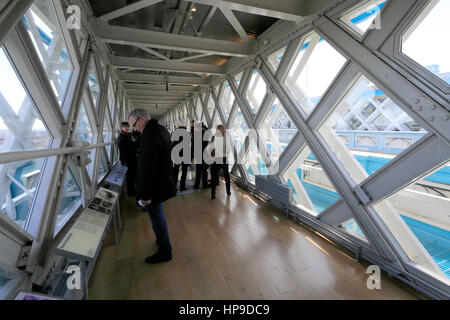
[100,60,107,83]
[373,161,450,280]
[234,71,244,88]
[23,0,74,107]
[195,96,202,121]
[0,269,12,290]
[0,268,17,297]
[245,69,267,115]
[220,81,236,124]
[284,32,347,116]
[402,0,450,85]
[230,107,249,156]
[282,146,340,216]
[97,153,108,183]
[206,92,215,120]
[341,218,367,241]
[211,110,220,129]
[103,112,112,157]
[0,47,52,230]
[243,139,270,184]
[0,48,51,152]
[318,74,427,185]
[267,46,286,73]
[201,112,207,127]
[341,0,387,36]
[87,58,100,109]
[107,78,115,116]
[74,101,94,144]
[260,98,297,164]
[73,100,95,178]
[0,157,47,230]
[54,168,82,236]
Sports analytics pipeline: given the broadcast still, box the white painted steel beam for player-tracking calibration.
[361,134,450,205]
[123,83,199,92]
[136,46,170,60]
[99,0,164,21]
[125,90,192,96]
[94,24,255,57]
[0,0,34,44]
[130,98,186,103]
[191,0,307,21]
[220,6,249,43]
[112,56,226,75]
[118,72,210,85]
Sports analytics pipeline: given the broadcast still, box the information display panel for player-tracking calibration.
[104,164,128,188]
[55,188,119,260]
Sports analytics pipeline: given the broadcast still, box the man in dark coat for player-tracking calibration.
[128,109,176,263]
[116,122,137,195]
[172,126,189,192]
[192,122,210,190]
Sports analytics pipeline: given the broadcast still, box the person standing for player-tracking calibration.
[128,109,176,263]
[193,122,210,190]
[172,126,189,192]
[116,122,137,196]
[211,125,231,200]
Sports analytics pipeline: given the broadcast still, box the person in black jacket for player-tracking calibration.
[193,122,211,190]
[128,109,176,264]
[171,126,189,192]
[116,122,137,195]
[210,125,231,200]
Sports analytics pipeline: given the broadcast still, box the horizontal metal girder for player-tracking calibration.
[123,83,199,92]
[95,24,255,57]
[131,101,186,105]
[190,0,307,21]
[118,72,210,86]
[99,0,164,21]
[125,90,192,97]
[133,104,175,107]
[130,98,186,103]
[112,56,226,75]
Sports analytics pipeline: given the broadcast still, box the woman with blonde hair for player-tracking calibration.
[211,125,231,199]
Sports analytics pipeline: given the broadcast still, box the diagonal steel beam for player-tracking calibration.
[197,6,217,35]
[112,55,226,75]
[136,46,170,60]
[123,83,198,92]
[125,90,193,96]
[118,72,210,85]
[94,24,255,57]
[99,0,164,21]
[0,0,34,44]
[190,0,307,21]
[220,6,249,43]
[173,53,212,62]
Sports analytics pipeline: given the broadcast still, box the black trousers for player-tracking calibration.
[124,161,136,195]
[211,162,230,197]
[174,163,188,189]
[194,163,209,189]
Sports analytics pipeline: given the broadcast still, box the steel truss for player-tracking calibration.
[0,0,131,299]
[161,0,450,299]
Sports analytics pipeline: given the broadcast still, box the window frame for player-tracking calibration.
[52,160,84,238]
[381,0,450,97]
[0,42,59,239]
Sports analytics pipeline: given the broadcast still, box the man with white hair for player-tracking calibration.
[128,109,176,263]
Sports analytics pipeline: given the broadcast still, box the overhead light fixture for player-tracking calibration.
[191,5,197,12]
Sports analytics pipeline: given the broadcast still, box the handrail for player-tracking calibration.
[0,142,114,165]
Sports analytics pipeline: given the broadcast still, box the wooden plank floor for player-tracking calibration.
[88,178,425,300]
